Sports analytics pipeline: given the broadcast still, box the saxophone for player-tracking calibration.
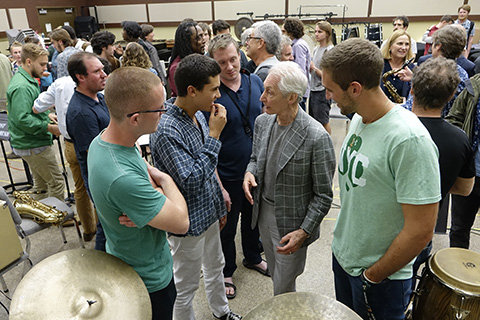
[382,57,415,103]
[13,191,67,226]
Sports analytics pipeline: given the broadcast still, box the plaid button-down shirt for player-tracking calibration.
[150,100,226,236]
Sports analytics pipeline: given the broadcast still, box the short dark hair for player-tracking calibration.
[90,31,116,55]
[140,24,154,40]
[440,15,454,24]
[393,15,409,29]
[122,21,142,40]
[68,51,99,84]
[432,25,467,59]
[212,20,230,36]
[321,38,383,90]
[283,18,304,39]
[174,54,221,97]
[62,25,77,40]
[412,57,459,109]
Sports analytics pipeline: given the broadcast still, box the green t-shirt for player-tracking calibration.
[88,133,171,293]
[332,105,441,280]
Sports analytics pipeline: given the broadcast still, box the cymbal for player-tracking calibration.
[244,292,362,320]
[10,248,152,319]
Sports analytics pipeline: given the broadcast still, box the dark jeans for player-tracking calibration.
[220,180,262,277]
[150,277,176,320]
[333,254,411,320]
[450,176,480,248]
[299,96,307,111]
[95,220,106,251]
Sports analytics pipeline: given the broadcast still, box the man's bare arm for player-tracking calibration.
[364,202,438,283]
[147,166,189,234]
[449,177,474,197]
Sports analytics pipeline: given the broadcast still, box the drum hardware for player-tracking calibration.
[451,296,471,319]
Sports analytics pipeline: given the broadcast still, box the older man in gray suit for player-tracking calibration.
[243,62,336,295]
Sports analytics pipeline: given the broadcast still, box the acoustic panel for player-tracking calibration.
[371,0,461,17]
[149,2,211,23]
[0,9,9,32]
[95,5,147,24]
[9,8,29,30]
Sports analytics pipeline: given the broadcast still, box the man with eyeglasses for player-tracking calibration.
[88,66,189,320]
[66,52,109,250]
[246,20,282,82]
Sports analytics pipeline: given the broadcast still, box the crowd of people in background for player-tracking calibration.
[1,3,480,319]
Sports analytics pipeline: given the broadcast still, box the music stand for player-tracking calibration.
[0,112,33,193]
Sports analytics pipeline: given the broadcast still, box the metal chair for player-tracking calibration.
[0,187,84,293]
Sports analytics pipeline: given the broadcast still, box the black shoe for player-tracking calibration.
[213,311,242,320]
[242,258,270,277]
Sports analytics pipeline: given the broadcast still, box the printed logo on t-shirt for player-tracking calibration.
[339,134,369,191]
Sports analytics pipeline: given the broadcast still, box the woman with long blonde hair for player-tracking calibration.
[380,29,415,103]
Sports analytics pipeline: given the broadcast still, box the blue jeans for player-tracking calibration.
[333,254,411,320]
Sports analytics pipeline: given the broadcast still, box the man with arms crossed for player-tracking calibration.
[88,67,188,320]
[150,54,241,320]
[243,62,335,296]
[321,38,441,319]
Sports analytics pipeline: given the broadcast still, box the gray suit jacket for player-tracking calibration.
[246,108,336,247]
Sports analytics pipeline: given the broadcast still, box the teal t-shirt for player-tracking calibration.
[88,133,171,292]
[332,105,441,280]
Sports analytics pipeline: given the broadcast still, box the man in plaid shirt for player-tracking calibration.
[150,54,241,320]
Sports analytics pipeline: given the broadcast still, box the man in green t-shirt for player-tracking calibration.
[321,38,441,319]
[87,66,188,320]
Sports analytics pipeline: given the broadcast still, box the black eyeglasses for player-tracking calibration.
[126,108,167,118]
[247,36,262,42]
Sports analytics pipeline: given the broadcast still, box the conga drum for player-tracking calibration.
[412,248,480,319]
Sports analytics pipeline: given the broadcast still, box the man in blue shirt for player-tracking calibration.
[66,52,109,250]
[150,54,241,320]
[207,34,267,299]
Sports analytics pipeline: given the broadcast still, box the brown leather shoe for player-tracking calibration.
[83,231,96,242]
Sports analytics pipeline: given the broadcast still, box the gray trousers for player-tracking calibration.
[258,198,307,296]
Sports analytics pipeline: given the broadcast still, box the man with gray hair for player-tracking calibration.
[243,61,335,295]
[246,20,282,81]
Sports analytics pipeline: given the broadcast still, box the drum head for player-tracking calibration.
[244,292,361,319]
[430,248,480,295]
